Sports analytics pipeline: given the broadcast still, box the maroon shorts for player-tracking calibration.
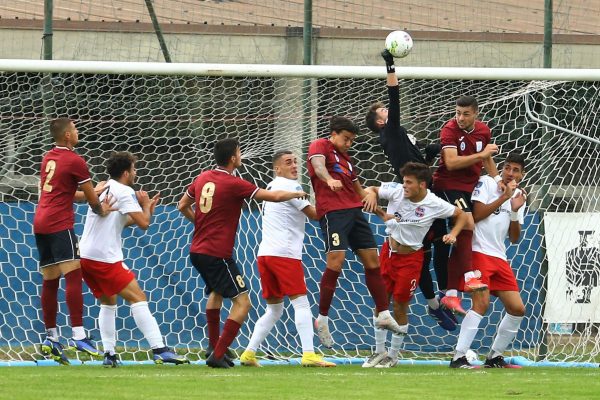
[382,249,424,303]
[472,251,519,293]
[257,256,307,299]
[81,258,136,298]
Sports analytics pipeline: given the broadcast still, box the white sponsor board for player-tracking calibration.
[544,213,600,323]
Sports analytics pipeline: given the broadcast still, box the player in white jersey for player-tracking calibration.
[79,151,189,367]
[362,162,467,367]
[239,150,335,368]
[449,153,527,369]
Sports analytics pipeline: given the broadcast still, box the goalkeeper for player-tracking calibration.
[365,49,456,331]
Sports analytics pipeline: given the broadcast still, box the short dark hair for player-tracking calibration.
[49,118,73,142]
[365,102,385,134]
[106,151,138,180]
[505,152,526,171]
[399,162,432,184]
[272,149,293,167]
[456,95,478,111]
[330,116,359,135]
[214,137,240,167]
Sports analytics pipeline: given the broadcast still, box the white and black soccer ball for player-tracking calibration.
[385,30,413,58]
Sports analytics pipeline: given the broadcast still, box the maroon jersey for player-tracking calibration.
[307,138,363,219]
[187,168,259,258]
[433,119,492,192]
[33,147,91,234]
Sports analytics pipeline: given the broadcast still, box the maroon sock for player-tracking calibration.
[213,319,241,359]
[64,269,83,328]
[455,230,474,274]
[41,277,60,329]
[205,308,220,349]
[447,230,474,290]
[318,268,340,316]
[364,268,389,313]
[446,253,462,291]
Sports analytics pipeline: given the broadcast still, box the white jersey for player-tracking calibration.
[379,182,455,250]
[80,179,142,263]
[472,175,526,260]
[257,176,311,260]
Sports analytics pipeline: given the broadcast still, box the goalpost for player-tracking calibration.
[0,60,599,366]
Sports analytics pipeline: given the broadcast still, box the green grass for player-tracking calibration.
[1,364,600,400]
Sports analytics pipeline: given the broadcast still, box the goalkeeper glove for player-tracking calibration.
[381,49,395,73]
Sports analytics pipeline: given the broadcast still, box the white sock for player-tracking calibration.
[464,271,476,281]
[290,296,314,353]
[427,296,440,310]
[446,289,458,297]
[99,304,117,355]
[388,326,408,359]
[46,327,59,341]
[490,313,524,358]
[247,303,284,352]
[453,310,483,361]
[131,301,164,349]
[72,326,86,341]
[373,315,387,354]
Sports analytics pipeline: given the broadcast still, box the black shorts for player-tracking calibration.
[319,208,377,253]
[435,190,473,213]
[35,229,79,268]
[190,253,248,298]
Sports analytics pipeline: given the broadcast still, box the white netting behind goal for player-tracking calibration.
[0,66,599,364]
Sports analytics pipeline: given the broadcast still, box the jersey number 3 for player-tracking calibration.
[199,182,216,213]
[42,160,57,193]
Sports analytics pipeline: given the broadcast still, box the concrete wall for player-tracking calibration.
[1,26,599,68]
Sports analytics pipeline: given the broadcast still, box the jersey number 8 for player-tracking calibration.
[199,182,216,213]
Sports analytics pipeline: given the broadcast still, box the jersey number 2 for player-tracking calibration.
[199,182,216,213]
[42,160,57,193]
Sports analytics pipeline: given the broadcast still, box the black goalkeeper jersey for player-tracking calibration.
[379,85,426,178]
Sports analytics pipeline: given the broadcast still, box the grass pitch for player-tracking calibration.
[1,364,600,400]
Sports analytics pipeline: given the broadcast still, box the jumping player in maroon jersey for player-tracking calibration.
[432,96,500,315]
[34,118,114,365]
[177,137,307,369]
[308,116,404,349]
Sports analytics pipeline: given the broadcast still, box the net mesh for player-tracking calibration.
[0,68,599,364]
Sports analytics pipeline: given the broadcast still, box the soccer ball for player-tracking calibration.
[465,349,478,363]
[385,30,413,58]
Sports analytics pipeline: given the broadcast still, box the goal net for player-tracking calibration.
[0,61,599,365]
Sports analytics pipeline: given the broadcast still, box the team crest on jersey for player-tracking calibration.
[415,206,425,217]
[460,142,466,151]
[476,181,483,188]
[476,141,483,152]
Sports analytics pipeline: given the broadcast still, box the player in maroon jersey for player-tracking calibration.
[432,96,500,315]
[177,137,307,369]
[308,116,403,349]
[34,118,114,365]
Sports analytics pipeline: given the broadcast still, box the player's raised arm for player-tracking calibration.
[79,180,114,216]
[442,144,498,171]
[443,207,467,244]
[127,190,160,230]
[74,180,107,202]
[301,205,318,220]
[254,188,308,202]
[472,180,516,223]
[310,155,342,192]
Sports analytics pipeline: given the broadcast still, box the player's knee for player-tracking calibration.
[235,293,252,313]
[471,293,489,315]
[507,303,526,317]
[266,302,285,320]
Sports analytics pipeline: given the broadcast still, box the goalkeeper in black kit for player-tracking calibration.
[364,50,455,337]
